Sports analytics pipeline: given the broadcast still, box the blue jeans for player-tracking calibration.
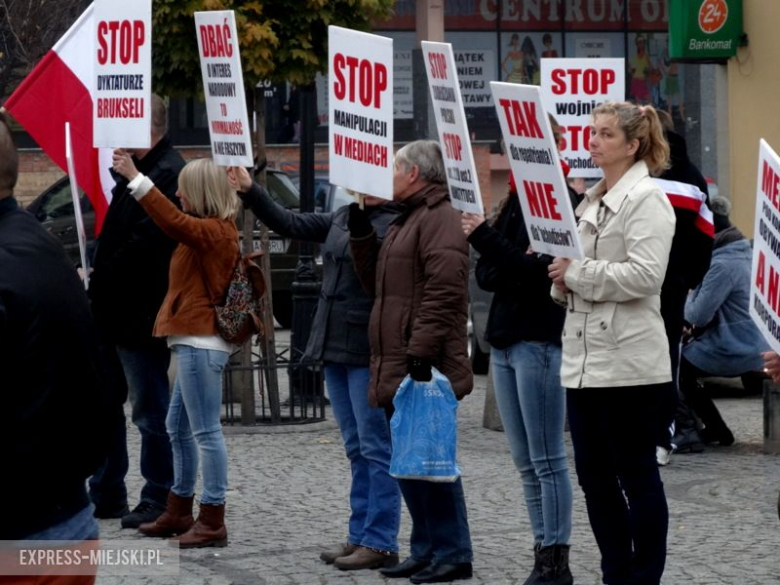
[568,384,670,585]
[491,342,572,546]
[167,345,230,505]
[324,363,400,553]
[89,342,173,508]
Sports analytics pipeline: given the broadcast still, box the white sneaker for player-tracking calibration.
[656,446,673,466]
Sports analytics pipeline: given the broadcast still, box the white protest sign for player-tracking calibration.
[540,58,624,178]
[93,0,152,148]
[422,42,483,214]
[490,82,583,259]
[65,123,90,290]
[195,11,254,167]
[750,140,780,354]
[328,26,393,200]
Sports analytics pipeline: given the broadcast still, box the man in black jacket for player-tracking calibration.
[88,95,185,528]
[0,111,108,547]
[654,112,714,464]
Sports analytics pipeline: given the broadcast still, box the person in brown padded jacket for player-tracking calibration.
[349,140,474,584]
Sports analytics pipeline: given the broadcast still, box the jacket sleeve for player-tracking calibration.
[240,182,333,243]
[470,221,550,292]
[131,181,229,250]
[407,209,469,360]
[349,230,380,298]
[684,259,733,327]
[564,189,675,303]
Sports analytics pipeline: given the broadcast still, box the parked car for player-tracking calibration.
[288,173,355,213]
[26,168,303,328]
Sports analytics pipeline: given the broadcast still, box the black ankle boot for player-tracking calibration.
[533,545,572,585]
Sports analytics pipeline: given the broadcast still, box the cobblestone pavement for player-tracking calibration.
[98,349,780,585]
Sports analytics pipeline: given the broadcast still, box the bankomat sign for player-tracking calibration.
[669,0,743,60]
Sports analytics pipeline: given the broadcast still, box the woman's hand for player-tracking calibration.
[226,166,253,192]
[112,149,138,181]
[548,257,572,291]
[461,212,485,237]
[763,351,780,384]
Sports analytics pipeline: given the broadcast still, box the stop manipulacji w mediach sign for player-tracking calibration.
[421,41,483,215]
[750,139,780,355]
[490,82,583,259]
[195,11,254,167]
[328,26,393,201]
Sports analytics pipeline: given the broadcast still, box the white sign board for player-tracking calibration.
[491,82,583,259]
[455,50,495,108]
[195,11,254,167]
[65,123,90,290]
[540,58,624,178]
[422,42,483,214]
[750,139,780,354]
[328,26,393,200]
[394,50,413,119]
[93,0,152,148]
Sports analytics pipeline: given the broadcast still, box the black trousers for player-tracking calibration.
[568,384,671,585]
[677,357,730,433]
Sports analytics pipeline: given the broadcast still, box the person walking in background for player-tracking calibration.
[88,95,184,528]
[0,111,108,584]
[461,116,577,585]
[548,102,675,585]
[227,166,402,571]
[654,109,713,465]
[111,154,240,548]
[350,140,474,584]
[673,196,769,450]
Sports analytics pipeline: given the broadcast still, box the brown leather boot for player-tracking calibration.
[174,503,227,549]
[333,546,399,570]
[138,493,194,537]
[320,542,357,564]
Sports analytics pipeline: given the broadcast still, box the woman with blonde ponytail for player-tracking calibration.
[548,101,675,585]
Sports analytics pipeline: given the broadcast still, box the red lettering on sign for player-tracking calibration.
[442,132,463,161]
[498,99,543,139]
[97,20,144,65]
[332,53,388,109]
[551,68,615,95]
[523,180,561,220]
[762,160,780,211]
[428,52,448,79]
[769,263,780,314]
[559,125,590,151]
[757,250,766,296]
[199,21,234,59]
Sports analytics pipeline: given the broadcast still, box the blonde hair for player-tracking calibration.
[591,101,670,176]
[177,158,240,220]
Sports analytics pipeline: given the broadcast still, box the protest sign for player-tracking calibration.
[93,0,152,148]
[540,58,624,178]
[421,41,483,214]
[195,11,254,167]
[328,26,393,200]
[750,140,780,354]
[65,123,90,290]
[490,82,582,259]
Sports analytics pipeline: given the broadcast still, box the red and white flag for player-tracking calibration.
[4,3,113,234]
[654,178,714,238]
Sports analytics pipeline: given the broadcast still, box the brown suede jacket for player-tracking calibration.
[137,188,239,337]
[351,182,473,408]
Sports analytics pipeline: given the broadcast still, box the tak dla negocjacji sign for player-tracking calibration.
[669,0,743,60]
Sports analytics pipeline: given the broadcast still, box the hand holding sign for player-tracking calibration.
[112,149,138,181]
[226,166,252,192]
[461,212,485,237]
[548,257,572,291]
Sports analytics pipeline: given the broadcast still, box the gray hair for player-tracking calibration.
[710,195,732,217]
[394,140,446,185]
[151,94,168,138]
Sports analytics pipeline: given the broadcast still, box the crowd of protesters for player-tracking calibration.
[2,95,776,585]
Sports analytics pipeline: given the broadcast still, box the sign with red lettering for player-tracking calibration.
[195,11,253,166]
[93,0,152,148]
[491,82,582,258]
[328,26,393,200]
[421,41,483,214]
[540,58,624,178]
[750,140,780,354]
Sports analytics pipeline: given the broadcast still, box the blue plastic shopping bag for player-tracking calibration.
[389,368,461,482]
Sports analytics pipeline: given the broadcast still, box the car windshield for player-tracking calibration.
[267,172,300,208]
